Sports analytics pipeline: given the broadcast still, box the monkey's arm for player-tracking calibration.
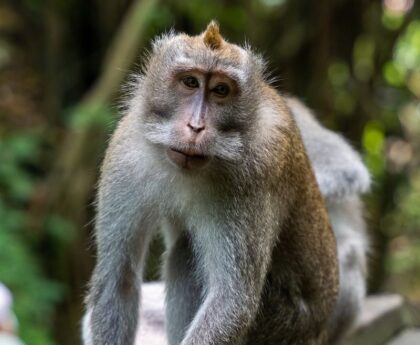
[83,116,158,345]
[180,208,275,345]
[286,97,370,200]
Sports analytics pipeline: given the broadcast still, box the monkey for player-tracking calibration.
[82,100,370,345]
[286,98,370,343]
[83,22,341,345]
[80,97,370,345]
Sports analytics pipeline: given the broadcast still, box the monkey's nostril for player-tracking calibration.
[187,123,205,133]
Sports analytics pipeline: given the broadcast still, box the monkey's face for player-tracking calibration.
[166,69,243,170]
[139,23,265,172]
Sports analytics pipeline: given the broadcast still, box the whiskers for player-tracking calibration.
[143,121,244,164]
[211,132,244,161]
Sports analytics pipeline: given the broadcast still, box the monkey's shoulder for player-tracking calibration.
[100,113,160,185]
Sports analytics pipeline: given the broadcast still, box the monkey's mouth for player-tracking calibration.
[167,147,210,170]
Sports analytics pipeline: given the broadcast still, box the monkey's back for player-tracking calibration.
[244,92,338,344]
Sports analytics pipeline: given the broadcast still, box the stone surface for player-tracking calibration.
[386,329,420,345]
[344,295,406,345]
[137,282,420,345]
[136,282,166,345]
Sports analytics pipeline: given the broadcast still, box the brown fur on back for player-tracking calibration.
[243,87,338,344]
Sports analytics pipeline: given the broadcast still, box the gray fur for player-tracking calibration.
[162,224,203,345]
[288,97,370,199]
[84,113,161,345]
[327,197,368,344]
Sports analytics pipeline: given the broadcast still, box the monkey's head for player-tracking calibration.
[137,21,267,171]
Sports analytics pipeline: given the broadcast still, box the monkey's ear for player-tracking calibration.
[203,20,223,50]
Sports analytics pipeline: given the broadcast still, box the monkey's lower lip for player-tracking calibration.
[167,147,210,170]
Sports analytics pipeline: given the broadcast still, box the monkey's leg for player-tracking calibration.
[246,268,330,345]
[164,232,203,345]
[327,198,368,344]
[328,235,366,344]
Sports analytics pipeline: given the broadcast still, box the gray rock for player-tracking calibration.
[386,330,420,345]
[136,282,166,345]
[344,295,406,345]
[137,282,420,345]
[0,334,25,345]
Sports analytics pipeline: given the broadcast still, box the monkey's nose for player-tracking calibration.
[187,122,205,133]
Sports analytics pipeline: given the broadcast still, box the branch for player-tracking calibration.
[44,0,159,215]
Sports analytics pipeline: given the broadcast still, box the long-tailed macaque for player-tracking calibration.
[83,22,369,345]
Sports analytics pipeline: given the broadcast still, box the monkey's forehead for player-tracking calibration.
[159,34,252,82]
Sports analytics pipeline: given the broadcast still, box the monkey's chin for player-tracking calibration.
[166,147,210,170]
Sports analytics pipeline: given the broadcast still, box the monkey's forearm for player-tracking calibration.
[85,166,156,345]
[86,223,153,345]
[87,238,147,345]
[180,220,273,345]
[88,268,140,345]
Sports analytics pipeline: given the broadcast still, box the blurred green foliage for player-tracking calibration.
[0,0,420,344]
[380,12,420,298]
[0,132,63,345]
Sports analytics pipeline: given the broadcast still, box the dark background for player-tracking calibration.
[0,1,419,344]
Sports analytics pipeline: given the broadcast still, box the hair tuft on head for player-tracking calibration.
[203,20,223,50]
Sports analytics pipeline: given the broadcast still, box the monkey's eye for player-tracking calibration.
[212,83,230,97]
[182,76,199,89]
